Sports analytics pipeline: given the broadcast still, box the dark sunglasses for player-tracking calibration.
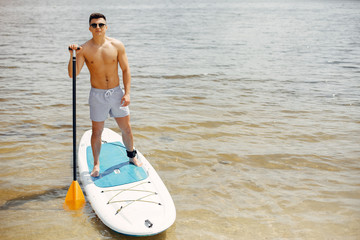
[90,23,106,29]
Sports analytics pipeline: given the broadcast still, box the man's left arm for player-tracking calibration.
[117,42,131,106]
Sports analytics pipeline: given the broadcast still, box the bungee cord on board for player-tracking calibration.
[101,181,162,215]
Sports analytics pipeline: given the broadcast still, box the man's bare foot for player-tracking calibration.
[129,157,143,167]
[91,165,100,177]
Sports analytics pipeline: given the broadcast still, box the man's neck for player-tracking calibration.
[92,36,106,46]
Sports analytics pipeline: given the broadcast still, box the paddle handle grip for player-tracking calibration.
[68,46,81,51]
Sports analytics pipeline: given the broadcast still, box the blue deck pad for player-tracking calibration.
[86,142,148,188]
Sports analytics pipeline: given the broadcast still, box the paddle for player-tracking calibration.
[64,46,86,210]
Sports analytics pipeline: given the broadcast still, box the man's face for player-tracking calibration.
[89,18,107,36]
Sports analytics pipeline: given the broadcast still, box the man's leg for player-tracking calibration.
[115,116,142,166]
[91,121,105,177]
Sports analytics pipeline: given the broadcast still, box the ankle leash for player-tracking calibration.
[127,149,137,158]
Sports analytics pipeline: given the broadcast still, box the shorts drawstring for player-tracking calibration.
[105,89,114,97]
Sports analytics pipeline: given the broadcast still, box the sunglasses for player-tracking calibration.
[90,23,106,29]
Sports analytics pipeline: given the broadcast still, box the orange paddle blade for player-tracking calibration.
[64,180,86,210]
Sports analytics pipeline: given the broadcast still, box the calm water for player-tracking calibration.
[1,0,360,239]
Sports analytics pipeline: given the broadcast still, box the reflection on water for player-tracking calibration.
[1,0,360,239]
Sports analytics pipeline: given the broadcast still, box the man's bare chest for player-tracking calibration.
[85,47,118,66]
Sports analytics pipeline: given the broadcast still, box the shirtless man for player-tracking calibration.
[68,13,142,177]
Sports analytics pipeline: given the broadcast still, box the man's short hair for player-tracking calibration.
[89,13,106,24]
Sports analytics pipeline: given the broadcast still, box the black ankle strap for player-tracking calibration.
[126,149,137,158]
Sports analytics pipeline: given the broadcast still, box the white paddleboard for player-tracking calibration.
[78,128,176,236]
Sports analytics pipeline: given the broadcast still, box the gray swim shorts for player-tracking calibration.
[88,86,130,122]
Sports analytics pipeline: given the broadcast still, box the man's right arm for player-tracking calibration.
[68,45,85,78]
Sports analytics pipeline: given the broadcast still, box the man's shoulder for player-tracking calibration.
[107,37,122,44]
[80,40,92,51]
[77,40,93,58]
[107,37,125,50]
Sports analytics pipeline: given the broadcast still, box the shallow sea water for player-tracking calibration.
[0,0,359,239]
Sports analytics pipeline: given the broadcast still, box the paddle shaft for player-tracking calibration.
[72,52,77,181]
[70,47,80,181]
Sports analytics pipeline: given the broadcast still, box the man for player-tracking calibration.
[68,13,142,178]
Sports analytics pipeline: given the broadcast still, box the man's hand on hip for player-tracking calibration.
[121,94,130,107]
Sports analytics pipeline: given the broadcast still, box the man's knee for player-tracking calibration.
[92,123,104,138]
[120,123,132,136]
